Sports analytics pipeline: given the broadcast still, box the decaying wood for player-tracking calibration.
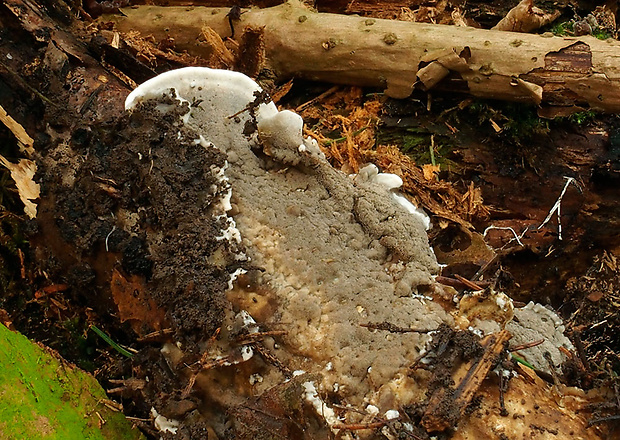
[422,329,511,432]
[3,0,130,116]
[0,104,34,156]
[108,0,620,115]
[492,0,561,33]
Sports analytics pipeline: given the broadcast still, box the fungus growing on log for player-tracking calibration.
[123,67,580,436]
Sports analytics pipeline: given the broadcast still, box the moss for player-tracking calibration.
[566,110,597,125]
[549,20,572,37]
[462,100,549,146]
[0,323,144,440]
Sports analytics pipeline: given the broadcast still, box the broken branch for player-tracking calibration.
[422,330,511,432]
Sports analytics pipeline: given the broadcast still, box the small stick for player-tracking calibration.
[295,85,340,112]
[253,343,292,377]
[95,411,106,426]
[436,275,490,289]
[588,415,620,426]
[360,322,435,333]
[509,339,544,352]
[498,370,509,417]
[235,330,287,344]
[332,420,388,430]
[472,255,498,281]
[453,274,484,291]
[543,352,561,387]
[136,328,174,342]
[571,330,591,372]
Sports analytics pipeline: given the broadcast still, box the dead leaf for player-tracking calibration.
[586,291,604,302]
[110,269,167,335]
[0,155,40,219]
[490,118,502,133]
[0,104,34,156]
[270,79,293,104]
[422,164,440,181]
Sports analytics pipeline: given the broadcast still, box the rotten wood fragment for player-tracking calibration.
[0,104,34,156]
[422,329,511,432]
[492,0,561,33]
[108,0,620,115]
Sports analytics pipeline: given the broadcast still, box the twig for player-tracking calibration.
[0,61,58,108]
[360,322,435,333]
[323,126,368,145]
[471,255,498,281]
[509,339,544,352]
[543,352,561,387]
[498,370,509,417]
[436,275,491,289]
[136,328,174,342]
[235,330,287,345]
[538,176,581,240]
[295,85,340,112]
[332,420,388,430]
[588,415,620,426]
[453,274,484,291]
[253,343,292,377]
[570,330,591,372]
[17,248,26,279]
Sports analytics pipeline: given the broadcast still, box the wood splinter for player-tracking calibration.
[422,329,511,432]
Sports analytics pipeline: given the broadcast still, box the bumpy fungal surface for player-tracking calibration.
[126,67,449,414]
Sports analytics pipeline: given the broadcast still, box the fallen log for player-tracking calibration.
[107,0,620,116]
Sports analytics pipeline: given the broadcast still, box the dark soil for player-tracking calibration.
[36,98,249,347]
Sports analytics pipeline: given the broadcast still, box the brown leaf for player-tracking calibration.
[110,269,167,335]
[422,164,440,181]
[586,291,604,302]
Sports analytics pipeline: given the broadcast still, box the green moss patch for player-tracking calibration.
[0,323,143,440]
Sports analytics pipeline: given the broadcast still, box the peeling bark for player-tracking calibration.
[108,0,620,115]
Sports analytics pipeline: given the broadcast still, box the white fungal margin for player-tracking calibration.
[302,381,340,432]
[356,163,432,230]
[151,407,180,434]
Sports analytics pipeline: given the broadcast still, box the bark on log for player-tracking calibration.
[108,0,620,115]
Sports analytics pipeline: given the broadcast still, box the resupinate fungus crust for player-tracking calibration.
[124,67,576,436]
